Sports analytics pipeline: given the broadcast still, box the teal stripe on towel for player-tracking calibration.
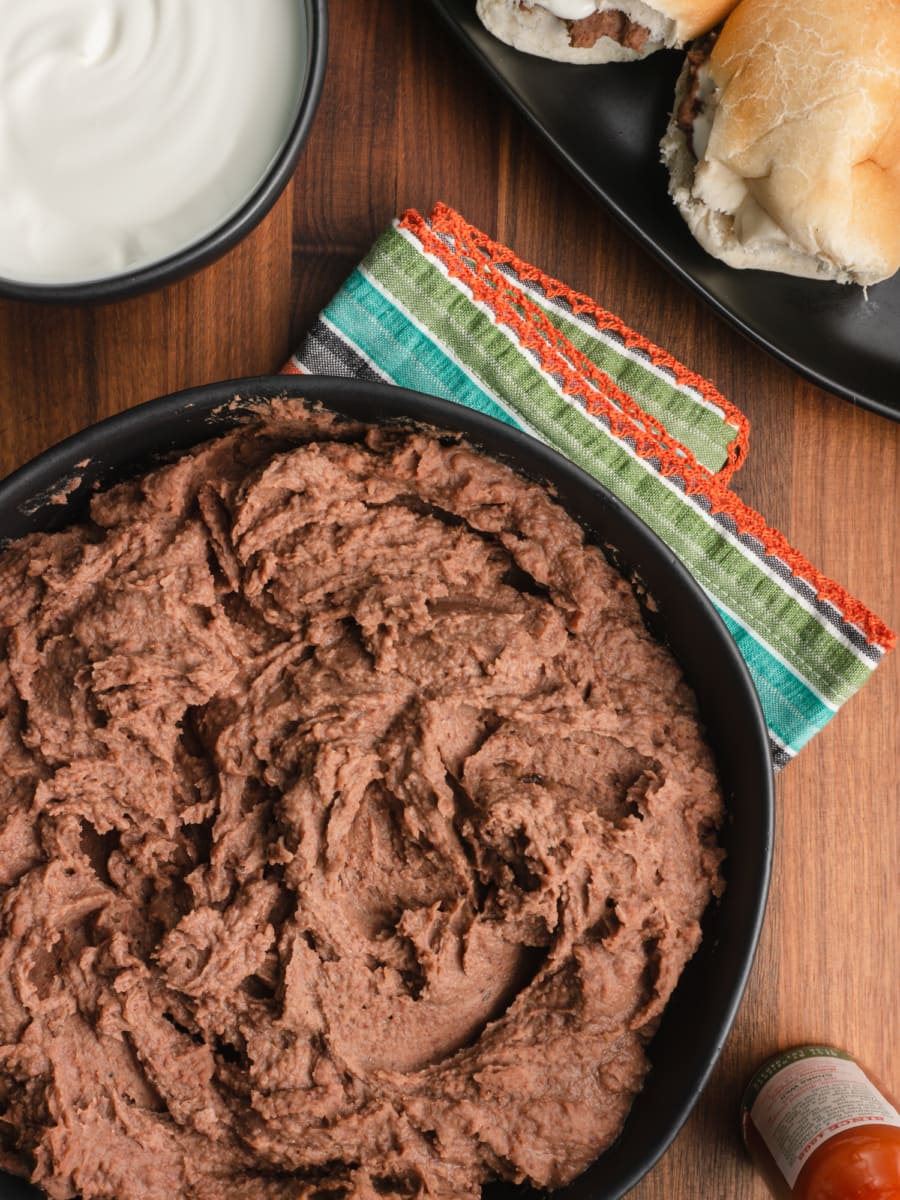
[324,271,525,432]
[715,606,834,754]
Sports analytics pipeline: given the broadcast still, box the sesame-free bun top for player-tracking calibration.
[665,0,739,40]
[666,0,900,285]
[476,0,738,64]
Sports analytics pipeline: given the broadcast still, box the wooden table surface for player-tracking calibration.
[1,1,897,1196]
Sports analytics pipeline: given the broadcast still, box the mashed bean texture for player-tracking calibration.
[0,406,723,1200]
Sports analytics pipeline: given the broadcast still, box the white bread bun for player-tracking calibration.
[661,0,900,286]
[476,0,738,63]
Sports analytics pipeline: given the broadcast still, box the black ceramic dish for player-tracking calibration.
[0,0,328,306]
[0,376,774,1200]
[426,0,900,423]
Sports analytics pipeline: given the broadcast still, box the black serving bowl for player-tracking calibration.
[0,376,774,1200]
[0,1,327,306]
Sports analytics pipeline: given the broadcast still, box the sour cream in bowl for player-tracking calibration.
[0,0,326,302]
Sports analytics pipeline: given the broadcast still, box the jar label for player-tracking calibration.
[749,1048,900,1188]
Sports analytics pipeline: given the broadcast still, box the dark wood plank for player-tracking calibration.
[0,185,295,478]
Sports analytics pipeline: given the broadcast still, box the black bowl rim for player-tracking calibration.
[0,375,774,1200]
[0,0,328,307]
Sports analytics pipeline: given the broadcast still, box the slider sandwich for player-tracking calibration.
[476,0,739,63]
[661,0,900,285]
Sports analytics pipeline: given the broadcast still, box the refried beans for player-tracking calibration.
[0,403,724,1200]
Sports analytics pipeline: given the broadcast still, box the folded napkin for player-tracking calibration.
[284,203,895,770]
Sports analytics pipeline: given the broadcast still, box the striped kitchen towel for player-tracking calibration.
[284,202,895,770]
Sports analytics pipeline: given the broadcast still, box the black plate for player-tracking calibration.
[427,0,900,422]
[0,377,773,1200]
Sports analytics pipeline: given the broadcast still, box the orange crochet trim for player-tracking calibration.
[399,204,896,653]
[425,201,750,481]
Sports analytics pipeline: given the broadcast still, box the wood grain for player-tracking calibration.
[1,0,898,1196]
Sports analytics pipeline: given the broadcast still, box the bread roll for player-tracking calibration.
[476,0,738,63]
[661,0,900,285]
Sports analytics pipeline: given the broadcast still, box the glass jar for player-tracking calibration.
[741,1045,900,1199]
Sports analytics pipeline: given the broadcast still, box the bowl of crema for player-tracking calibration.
[0,0,327,303]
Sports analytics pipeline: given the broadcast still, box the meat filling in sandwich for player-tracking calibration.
[549,4,651,50]
[674,33,717,143]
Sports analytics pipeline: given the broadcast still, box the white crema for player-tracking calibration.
[535,0,599,20]
[0,0,305,285]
